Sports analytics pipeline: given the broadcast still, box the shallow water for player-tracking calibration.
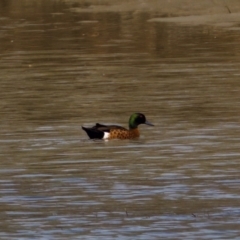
[1,1,240,239]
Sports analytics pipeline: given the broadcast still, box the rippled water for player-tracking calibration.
[1,1,240,239]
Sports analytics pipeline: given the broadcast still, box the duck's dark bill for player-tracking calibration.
[145,120,154,126]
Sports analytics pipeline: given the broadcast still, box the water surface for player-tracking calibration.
[1,1,240,239]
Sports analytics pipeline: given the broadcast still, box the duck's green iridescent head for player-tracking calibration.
[128,113,154,129]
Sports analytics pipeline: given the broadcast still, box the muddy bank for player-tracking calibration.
[66,0,240,16]
[65,0,240,27]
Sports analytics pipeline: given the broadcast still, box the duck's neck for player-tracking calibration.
[129,128,140,138]
[129,122,138,129]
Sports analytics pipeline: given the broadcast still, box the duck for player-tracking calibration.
[82,113,153,140]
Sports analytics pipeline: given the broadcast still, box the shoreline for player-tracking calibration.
[65,0,240,16]
[66,0,240,27]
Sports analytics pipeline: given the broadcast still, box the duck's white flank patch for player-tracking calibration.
[103,132,110,139]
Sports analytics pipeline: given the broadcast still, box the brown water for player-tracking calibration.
[1,1,240,239]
